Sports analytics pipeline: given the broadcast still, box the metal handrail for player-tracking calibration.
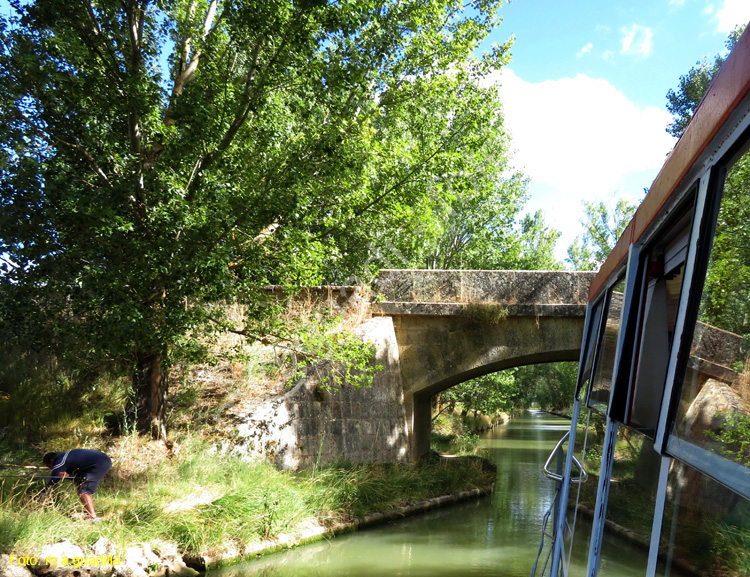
[543,431,588,484]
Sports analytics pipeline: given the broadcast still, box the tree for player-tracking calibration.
[0,0,512,438]
[665,26,745,139]
[566,199,636,271]
[323,101,561,277]
[663,25,750,339]
[437,360,578,421]
[439,370,524,418]
[698,131,750,339]
[394,156,560,271]
[514,362,578,412]
[369,188,560,272]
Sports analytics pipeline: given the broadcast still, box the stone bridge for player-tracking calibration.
[238,269,595,467]
[372,269,595,459]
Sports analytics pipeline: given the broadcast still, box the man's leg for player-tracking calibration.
[79,493,97,519]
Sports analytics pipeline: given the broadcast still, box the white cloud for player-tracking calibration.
[621,24,653,57]
[491,69,676,260]
[576,43,594,58]
[716,0,750,32]
[669,0,686,6]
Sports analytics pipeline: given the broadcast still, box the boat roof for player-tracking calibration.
[589,24,750,300]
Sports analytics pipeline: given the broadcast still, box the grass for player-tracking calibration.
[0,293,495,562]
[431,410,497,456]
[0,436,495,559]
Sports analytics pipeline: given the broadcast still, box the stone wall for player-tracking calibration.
[375,269,594,305]
[230,317,410,469]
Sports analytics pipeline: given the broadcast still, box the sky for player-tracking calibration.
[480,0,750,263]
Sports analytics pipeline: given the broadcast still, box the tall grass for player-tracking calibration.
[0,438,494,558]
[0,347,130,447]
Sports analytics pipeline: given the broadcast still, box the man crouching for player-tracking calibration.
[42,449,112,522]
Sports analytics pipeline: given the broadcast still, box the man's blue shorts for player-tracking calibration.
[76,454,112,495]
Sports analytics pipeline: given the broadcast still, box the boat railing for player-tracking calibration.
[543,431,587,483]
[531,431,588,577]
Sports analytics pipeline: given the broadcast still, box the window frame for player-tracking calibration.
[586,262,632,414]
[575,294,606,402]
[617,199,696,436]
[656,120,750,500]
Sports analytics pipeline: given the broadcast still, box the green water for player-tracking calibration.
[209,411,652,577]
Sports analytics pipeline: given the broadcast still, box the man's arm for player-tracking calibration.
[45,470,68,489]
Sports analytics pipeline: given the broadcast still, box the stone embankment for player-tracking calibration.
[187,484,495,571]
[0,538,197,577]
[229,316,410,469]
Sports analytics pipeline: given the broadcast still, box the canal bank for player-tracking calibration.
[208,411,670,577]
[190,483,495,571]
[0,451,495,577]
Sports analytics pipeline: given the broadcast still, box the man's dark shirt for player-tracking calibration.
[48,449,112,494]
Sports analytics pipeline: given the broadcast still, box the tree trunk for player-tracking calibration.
[131,352,168,440]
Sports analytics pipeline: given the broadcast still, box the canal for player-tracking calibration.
[209,411,653,577]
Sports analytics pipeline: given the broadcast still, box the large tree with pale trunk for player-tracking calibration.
[0,0,522,438]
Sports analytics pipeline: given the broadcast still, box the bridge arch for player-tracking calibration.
[373,270,594,459]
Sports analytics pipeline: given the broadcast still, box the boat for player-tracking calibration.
[536,23,750,577]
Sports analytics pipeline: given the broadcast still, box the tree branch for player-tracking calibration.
[70,0,125,86]
[164,0,219,126]
[14,110,111,186]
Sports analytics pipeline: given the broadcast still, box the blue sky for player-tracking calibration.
[480,0,750,262]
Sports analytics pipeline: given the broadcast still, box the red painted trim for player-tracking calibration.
[589,23,750,301]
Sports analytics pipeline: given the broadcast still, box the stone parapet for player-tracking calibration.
[373,302,588,318]
[374,269,595,305]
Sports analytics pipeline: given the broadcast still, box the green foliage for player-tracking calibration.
[516,362,578,412]
[437,362,578,423]
[712,500,750,574]
[441,370,522,418]
[711,521,750,575]
[0,441,494,555]
[291,323,381,392]
[698,154,750,339]
[665,26,745,139]
[431,429,482,456]
[0,0,517,434]
[566,200,637,271]
[372,162,561,272]
[0,348,130,445]
[308,458,493,519]
[707,410,750,466]
[664,26,750,341]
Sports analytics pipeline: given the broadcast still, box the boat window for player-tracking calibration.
[588,276,626,412]
[669,140,750,487]
[576,297,605,402]
[562,408,607,571]
[597,429,662,577]
[625,207,693,436]
[655,458,749,576]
